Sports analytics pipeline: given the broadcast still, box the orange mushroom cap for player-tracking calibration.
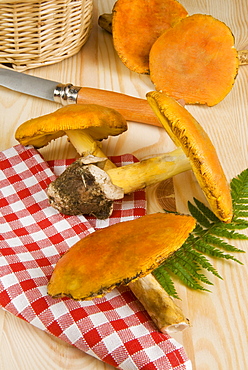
[15,104,127,148]
[47,212,196,300]
[146,91,233,223]
[112,0,188,74]
[149,14,239,106]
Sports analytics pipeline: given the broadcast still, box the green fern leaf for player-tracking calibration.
[211,227,248,240]
[164,259,211,292]
[152,268,180,299]
[154,168,248,298]
[235,203,248,209]
[234,199,248,204]
[184,248,222,279]
[192,198,220,223]
[204,234,244,253]
[170,251,214,286]
[231,169,248,205]
[192,224,205,236]
[193,239,242,263]
[234,211,248,218]
[187,201,212,228]
[223,221,248,230]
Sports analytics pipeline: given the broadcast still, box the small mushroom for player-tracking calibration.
[47,212,196,332]
[15,104,128,170]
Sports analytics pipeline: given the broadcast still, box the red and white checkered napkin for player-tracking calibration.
[0,145,191,370]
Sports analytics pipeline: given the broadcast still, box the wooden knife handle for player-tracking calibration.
[77,86,162,127]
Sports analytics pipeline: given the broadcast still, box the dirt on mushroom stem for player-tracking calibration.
[47,156,124,219]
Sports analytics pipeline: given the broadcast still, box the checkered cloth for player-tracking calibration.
[0,145,192,370]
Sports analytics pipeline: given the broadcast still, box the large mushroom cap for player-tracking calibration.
[112,0,188,74]
[146,91,233,223]
[15,104,128,148]
[149,14,239,106]
[47,212,196,300]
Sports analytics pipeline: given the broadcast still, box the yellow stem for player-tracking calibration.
[106,148,191,193]
[65,130,116,170]
[66,130,191,194]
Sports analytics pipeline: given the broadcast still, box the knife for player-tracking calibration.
[0,68,162,127]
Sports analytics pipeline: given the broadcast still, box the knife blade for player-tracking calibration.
[0,68,162,127]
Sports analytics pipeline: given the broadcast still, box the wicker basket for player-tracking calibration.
[0,0,93,71]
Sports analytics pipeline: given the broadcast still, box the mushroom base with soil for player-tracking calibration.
[47,156,124,219]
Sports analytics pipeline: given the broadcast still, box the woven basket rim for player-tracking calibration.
[0,0,93,71]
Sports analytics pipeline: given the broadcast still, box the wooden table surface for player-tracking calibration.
[0,0,248,369]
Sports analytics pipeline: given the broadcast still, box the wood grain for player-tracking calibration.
[1,0,248,369]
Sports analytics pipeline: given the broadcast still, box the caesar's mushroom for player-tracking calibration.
[146,91,233,223]
[48,212,196,333]
[15,104,128,170]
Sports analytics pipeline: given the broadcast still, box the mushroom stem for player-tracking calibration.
[238,50,248,65]
[129,274,189,333]
[65,129,116,170]
[115,149,191,332]
[67,130,192,193]
[106,147,191,193]
[98,13,113,34]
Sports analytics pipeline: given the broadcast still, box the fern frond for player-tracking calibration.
[204,234,244,253]
[192,224,205,236]
[223,221,248,230]
[170,251,214,286]
[184,248,222,279]
[231,169,248,213]
[211,227,248,240]
[152,268,180,299]
[154,168,248,298]
[235,203,248,209]
[234,211,248,218]
[234,199,248,205]
[163,259,211,292]
[193,239,242,264]
[192,198,220,223]
[187,201,212,228]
